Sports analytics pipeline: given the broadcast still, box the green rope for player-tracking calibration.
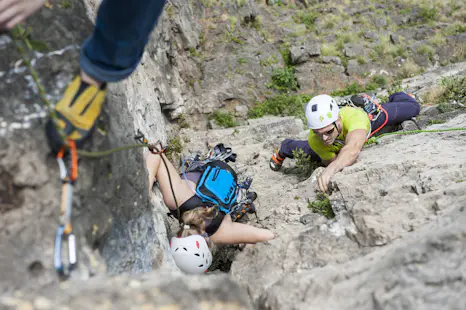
[378,127,466,138]
[366,127,466,145]
[11,25,68,146]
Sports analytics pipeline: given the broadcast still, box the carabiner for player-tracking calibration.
[53,225,77,277]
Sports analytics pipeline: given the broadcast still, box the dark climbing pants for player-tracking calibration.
[80,0,166,82]
[279,92,420,162]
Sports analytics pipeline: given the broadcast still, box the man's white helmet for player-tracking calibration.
[170,235,212,274]
[305,94,340,129]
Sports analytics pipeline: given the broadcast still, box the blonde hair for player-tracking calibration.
[176,206,217,248]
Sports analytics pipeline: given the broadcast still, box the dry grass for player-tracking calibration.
[397,59,422,79]
[321,43,341,57]
[421,86,445,105]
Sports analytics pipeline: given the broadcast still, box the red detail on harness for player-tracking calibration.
[196,241,200,249]
[361,94,388,139]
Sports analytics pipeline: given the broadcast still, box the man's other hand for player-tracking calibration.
[0,0,47,29]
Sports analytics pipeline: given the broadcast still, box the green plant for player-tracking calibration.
[428,119,446,125]
[321,43,342,57]
[308,193,335,219]
[386,79,407,95]
[177,114,190,128]
[396,59,422,79]
[417,44,436,61]
[165,136,185,161]
[243,15,262,30]
[248,93,312,119]
[371,75,388,88]
[437,75,466,106]
[331,82,365,97]
[60,0,72,8]
[418,6,438,22]
[237,57,248,65]
[189,47,200,57]
[357,56,366,64]
[280,45,292,67]
[209,111,237,128]
[11,24,49,52]
[200,0,214,8]
[294,11,318,30]
[267,67,298,92]
[260,54,279,67]
[292,148,320,178]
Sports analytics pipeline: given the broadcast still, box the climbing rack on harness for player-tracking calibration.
[340,93,383,122]
[53,140,78,278]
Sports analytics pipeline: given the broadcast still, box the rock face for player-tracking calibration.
[0,0,174,295]
[1,273,253,310]
[229,114,466,308]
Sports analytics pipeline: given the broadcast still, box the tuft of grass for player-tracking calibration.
[357,56,367,64]
[417,6,438,22]
[442,22,466,36]
[292,148,320,178]
[293,10,318,30]
[237,57,248,65]
[437,75,466,106]
[321,43,342,57]
[331,82,364,97]
[209,111,237,128]
[248,93,312,119]
[417,44,436,61]
[243,15,262,30]
[331,75,389,97]
[428,33,447,47]
[428,119,446,125]
[60,0,72,8]
[165,136,185,161]
[397,59,422,79]
[308,193,335,219]
[259,54,279,67]
[266,67,298,92]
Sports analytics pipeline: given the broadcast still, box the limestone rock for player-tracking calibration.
[290,44,321,64]
[321,56,342,66]
[295,62,347,93]
[344,43,366,58]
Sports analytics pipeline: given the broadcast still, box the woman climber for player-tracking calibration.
[145,148,274,274]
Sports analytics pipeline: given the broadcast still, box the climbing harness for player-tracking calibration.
[53,140,78,278]
[340,93,389,138]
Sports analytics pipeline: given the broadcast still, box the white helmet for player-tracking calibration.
[305,94,340,129]
[170,235,212,274]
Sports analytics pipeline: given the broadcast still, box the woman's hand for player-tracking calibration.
[0,0,47,29]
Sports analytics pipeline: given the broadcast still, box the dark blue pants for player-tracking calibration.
[80,0,166,82]
[279,92,420,162]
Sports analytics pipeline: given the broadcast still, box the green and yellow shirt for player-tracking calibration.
[308,107,370,160]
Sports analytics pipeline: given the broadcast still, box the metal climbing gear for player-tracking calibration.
[53,140,78,278]
[134,129,165,154]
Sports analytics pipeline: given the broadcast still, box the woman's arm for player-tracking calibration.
[210,215,274,244]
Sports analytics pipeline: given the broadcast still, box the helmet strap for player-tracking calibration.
[333,121,341,136]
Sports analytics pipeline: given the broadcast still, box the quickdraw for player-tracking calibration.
[53,140,78,278]
[134,129,165,155]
